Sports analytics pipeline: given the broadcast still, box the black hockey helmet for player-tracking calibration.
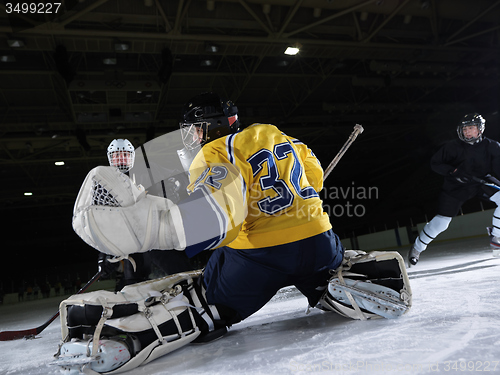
[457,113,485,143]
[180,92,239,150]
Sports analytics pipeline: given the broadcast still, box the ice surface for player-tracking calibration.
[1,236,499,375]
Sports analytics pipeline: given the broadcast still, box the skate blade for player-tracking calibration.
[50,354,98,375]
[51,339,132,373]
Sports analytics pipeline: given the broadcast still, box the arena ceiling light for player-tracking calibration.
[205,43,219,53]
[103,58,117,65]
[114,42,130,51]
[284,44,301,56]
[0,55,16,62]
[200,59,214,67]
[7,39,24,47]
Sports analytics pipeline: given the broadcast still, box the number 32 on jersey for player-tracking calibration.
[247,142,318,215]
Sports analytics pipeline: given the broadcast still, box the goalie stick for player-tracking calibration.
[0,271,102,341]
[323,124,364,181]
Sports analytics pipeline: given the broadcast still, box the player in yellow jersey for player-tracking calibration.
[64,93,411,373]
[72,91,344,330]
[174,92,344,327]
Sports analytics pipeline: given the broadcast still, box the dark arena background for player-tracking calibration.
[0,0,498,293]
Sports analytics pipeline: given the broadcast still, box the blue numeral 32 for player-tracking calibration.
[247,142,318,214]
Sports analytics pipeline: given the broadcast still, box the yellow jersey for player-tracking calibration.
[181,123,331,255]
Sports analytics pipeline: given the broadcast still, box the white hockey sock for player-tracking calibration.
[413,215,452,252]
[489,191,500,237]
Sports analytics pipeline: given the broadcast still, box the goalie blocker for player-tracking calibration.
[53,251,412,374]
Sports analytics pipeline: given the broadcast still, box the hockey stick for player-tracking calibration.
[323,124,364,181]
[472,176,500,191]
[0,271,102,341]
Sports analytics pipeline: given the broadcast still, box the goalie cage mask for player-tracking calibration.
[107,138,135,173]
[180,92,239,150]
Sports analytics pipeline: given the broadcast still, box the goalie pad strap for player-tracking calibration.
[183,278,218,332]
[92,302,113,356]
[336,270,367,321]
[141,306,165,345]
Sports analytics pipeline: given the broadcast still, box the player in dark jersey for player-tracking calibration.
[408,113,500,266]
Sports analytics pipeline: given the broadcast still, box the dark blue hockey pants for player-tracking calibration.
[202,229,344,321]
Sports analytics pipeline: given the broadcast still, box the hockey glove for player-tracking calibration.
[97,253,121,279]
[73,166,186,257]
[450,168,472,184]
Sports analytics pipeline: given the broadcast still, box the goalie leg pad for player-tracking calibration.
[54,270,228,374]
[319,250,412,320]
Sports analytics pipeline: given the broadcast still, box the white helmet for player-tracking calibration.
[107,139,135,173]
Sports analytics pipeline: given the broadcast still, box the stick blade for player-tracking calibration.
[0,272,100,342]
[0,328,37,341]
[0,312,58,341]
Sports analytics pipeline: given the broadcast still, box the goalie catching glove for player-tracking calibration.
[73,166,186,257]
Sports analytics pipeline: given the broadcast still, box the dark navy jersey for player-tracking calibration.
[431,137,500,192]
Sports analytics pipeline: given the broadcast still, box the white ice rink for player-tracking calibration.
[1,236,499,375]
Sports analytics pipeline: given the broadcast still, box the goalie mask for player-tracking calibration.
[180,92,239,151]
[107,139,135,173]
[457,113,485,144]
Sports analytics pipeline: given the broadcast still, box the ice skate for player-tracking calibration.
[486,227,500,257]
[486,227,500,248]
[407,245,421,267]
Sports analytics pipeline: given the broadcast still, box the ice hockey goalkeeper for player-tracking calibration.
[60,92,411,374]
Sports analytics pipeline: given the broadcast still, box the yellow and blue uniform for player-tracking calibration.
[179,123,332,255]
[176,123,344,320]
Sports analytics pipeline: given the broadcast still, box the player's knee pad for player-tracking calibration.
[73,166,186,256]
[54,270,228,374]
[319,250,412,320]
